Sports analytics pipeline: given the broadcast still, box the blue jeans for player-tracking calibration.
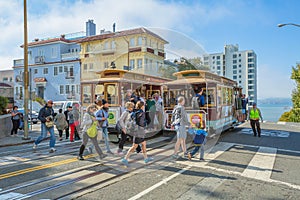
[190,138,206,159]
[35,123,56,148]
[102,127,111,152]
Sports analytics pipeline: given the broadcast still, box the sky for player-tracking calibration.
[0,0,300,99]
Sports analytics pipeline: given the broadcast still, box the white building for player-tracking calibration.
[203,44,257,105]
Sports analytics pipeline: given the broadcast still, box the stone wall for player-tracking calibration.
[0,114,12,138]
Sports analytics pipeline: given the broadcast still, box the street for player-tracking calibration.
[0,122,300,200]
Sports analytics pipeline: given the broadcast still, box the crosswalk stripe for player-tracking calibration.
[242,147,277,180]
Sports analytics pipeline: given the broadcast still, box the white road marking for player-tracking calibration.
[242,147,277,180]
[0,192,28,200]
[240,128,290,137]
[128,166,191,200]
[178,176,227,200]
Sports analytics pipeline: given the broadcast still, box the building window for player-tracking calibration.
[233,76,237,79]
[59,66,63,73]
[83,64,88,71]
[212,56,215,59]
[54,67,58,76]
[76,85,80,94]
[71,85,75,94]
[104,62,109,69]
[111,41,116,49]
[233,70,237,74]
[239,70,242,73]
[60,85,64,94]
[239,59,241,62]
[239,80,242,84]
[233,60,237,64]
[3,77,8,82]
[138,37,143,46]
[69,66,74,77]
[248,69,255,73]
[145,59,148,70]
[28,51,32,60]
[43,68,48,74]
[66,85,70,94]
[248,58,253,62]
[248,64,254,68]
[38,49,44,56]
[51,47,57,58]
[239,75,242,78]
[104,41,109,50]
[64,66,68,73]
[34,69,38,74]
[233,54,237,59]
[249,80,253,84]
[239,64,242,68]
[149,60,153,70]
[137,59,143,68]
[217,66,221,70]
[248,52,253,57]
[130,59,135,70]
[233,65,237,69]
[204,56,209,61]
[130,38,135,47]
[216,61,220,65]
[89,63,93,70]
[86,44,90,52]
[239,54,241,57]
[217,56,220,60]
[248,75,254,79]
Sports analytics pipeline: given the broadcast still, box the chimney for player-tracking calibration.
[86,19,96,36]
[113,23,116,32]
[34,38,39,41]
[100,29,105,34]
[61,34,65,39]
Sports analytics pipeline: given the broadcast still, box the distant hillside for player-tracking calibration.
[258,98,292,105]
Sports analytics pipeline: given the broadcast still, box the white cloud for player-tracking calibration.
[0,0,231,69]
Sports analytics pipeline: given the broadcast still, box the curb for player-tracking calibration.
[0,135,50,148]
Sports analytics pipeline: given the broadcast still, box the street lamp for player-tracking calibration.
[278,23,300,28]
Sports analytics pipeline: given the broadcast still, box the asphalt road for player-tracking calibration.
[0,122,299,200]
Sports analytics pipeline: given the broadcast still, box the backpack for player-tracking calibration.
[171,105,181,126]
[125,111,138,136]
[191,96,199,109]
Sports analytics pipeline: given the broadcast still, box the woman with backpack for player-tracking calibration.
[121,101,152,166]
[116,102,135,155]
[77,104,107,161]
[171,96,191,159]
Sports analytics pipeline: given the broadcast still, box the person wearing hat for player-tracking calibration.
[248,102,263,137]
[94,99,113,154]
[33,100,56,153]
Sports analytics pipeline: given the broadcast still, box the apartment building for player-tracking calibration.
[13,20,96,102]
[203,44,257,105]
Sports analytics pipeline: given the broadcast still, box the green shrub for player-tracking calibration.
[279,110,292,122]
[34,97,46,106]
[0,96,9,115]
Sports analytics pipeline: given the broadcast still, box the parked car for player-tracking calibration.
[18,108,39,124]
[53,101,81,114]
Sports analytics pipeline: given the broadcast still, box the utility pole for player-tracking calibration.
[23,0,30,140]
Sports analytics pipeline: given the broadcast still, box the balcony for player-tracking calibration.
[35,56,45,64]
[90,48,116,55]
[65,71,75,79]
[14,59,24,67]
[61,52,79,61]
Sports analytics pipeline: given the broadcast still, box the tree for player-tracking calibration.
[0,96,9,115]
[175,57,210,72]
[280,63,300,122]
[290,64,300,122]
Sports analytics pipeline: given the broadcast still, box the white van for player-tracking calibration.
[53,101,80,113]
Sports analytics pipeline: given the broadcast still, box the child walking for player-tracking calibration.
[188,123,207,161]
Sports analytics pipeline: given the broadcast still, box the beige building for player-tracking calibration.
[78,27,168,82]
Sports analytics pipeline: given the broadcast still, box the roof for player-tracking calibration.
[163,78,219,86]
[78,27,168,44]
[0,82,12,88]
[21,37,79,48]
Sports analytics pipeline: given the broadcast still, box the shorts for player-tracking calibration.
[175,125,187,139]
[133,137,145,144]
[242,109,246,114]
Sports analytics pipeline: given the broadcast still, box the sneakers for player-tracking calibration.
[32,143,37,150]
[49,148,56,153]
[121,158,129,166]
[172,154,179,159]
[200,158,205,161]
[184,152,189,158]
[144,157,153,164]
[188,153,192,160]
[77,155,84,160]
[117,150,124,156]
